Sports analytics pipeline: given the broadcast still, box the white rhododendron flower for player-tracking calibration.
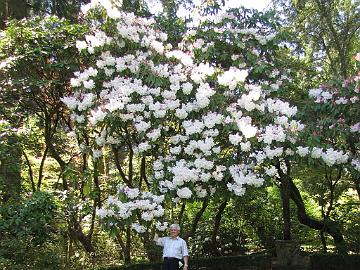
[265,166,278,177]
[177,187,192,199]
[131,223,146,233]
[297,146,310,157]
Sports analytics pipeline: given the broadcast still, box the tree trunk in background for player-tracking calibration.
[276,162,292,240]
[211,200,228,256]
[0,0,93,28]
[0,0,28,29]
[124,226,131,264]
[289,177,347,254]
[0,134,22,202]
[354,177,360,202]
[184,199,209,240]
[280,175,292,240]
[69,221,96,255]
[320,230,328,253]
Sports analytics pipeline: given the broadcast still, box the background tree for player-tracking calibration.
[0,0,92,28]
[273,0,360,80]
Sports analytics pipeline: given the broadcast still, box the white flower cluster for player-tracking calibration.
[250,146,284,165]
[264,166,278,177]
[351,159,360,172]
[97,185,166,232]
[227,165,264,196]
[296,146,349,166]
[155,221,169,231]
[166,50,193,66]
[177,187,193,199]
[218,68,248,90]
[309,87,359,106]
[236,117,258,139]
[229,133,242,145]
[76,31,113,54]
[262,125,286,144]
[61,93,95,113]
[266,98,298,117]
[350,122,360,133]
[237,87,262,112]
[188,10,276,46]
[308,88,333,103]
[131,223,146,233]
[237,28,276,45]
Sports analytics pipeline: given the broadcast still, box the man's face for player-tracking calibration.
[170,227,180,238]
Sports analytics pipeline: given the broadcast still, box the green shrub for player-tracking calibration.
[0,191,61,269]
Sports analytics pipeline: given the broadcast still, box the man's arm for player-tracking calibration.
[182,239,189,269]
[154,233,164,246]
[183,255,189,269]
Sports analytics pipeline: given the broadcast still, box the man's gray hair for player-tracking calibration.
[169,224,181,231]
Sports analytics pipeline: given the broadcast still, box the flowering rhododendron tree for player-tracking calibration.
[282,54,360,252]
[61,1,359,253]
[305,57,360,199]
[257,54,360,252]
[61,0,303,234]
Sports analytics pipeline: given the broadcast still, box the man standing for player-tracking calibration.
[154,224,189,270]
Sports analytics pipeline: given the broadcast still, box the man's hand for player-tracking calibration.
[153,233,159,242]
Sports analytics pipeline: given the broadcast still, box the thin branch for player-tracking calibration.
[37,145,49,190]
[178,202,186,227]
[112,146,131,187]
[140,155,150,189]
[184,199,209,240]
[22,150,35,192]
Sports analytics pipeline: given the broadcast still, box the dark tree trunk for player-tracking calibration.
[289,177,347,253]
[0,0,28,29]
[115,226,132,263]
[178,202,186,228]
[124,226,131,264]
[116,230,125,261]
[93,160,101,207]
[354,177,360,202]
[183,199,209,240]
[37,145,49,190]
[70,222,95,255]
[211,200,228,255]
[280,175,292,240]
[276,162,292,240]
[112,146,132,187]
[320,230,328,253]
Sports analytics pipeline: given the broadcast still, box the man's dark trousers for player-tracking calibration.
[162,257,181,270]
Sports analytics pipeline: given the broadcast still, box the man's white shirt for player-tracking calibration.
[156,236,189,259]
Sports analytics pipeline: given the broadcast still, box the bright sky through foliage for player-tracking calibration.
[225,0,271,10]
[147,0,272,15]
